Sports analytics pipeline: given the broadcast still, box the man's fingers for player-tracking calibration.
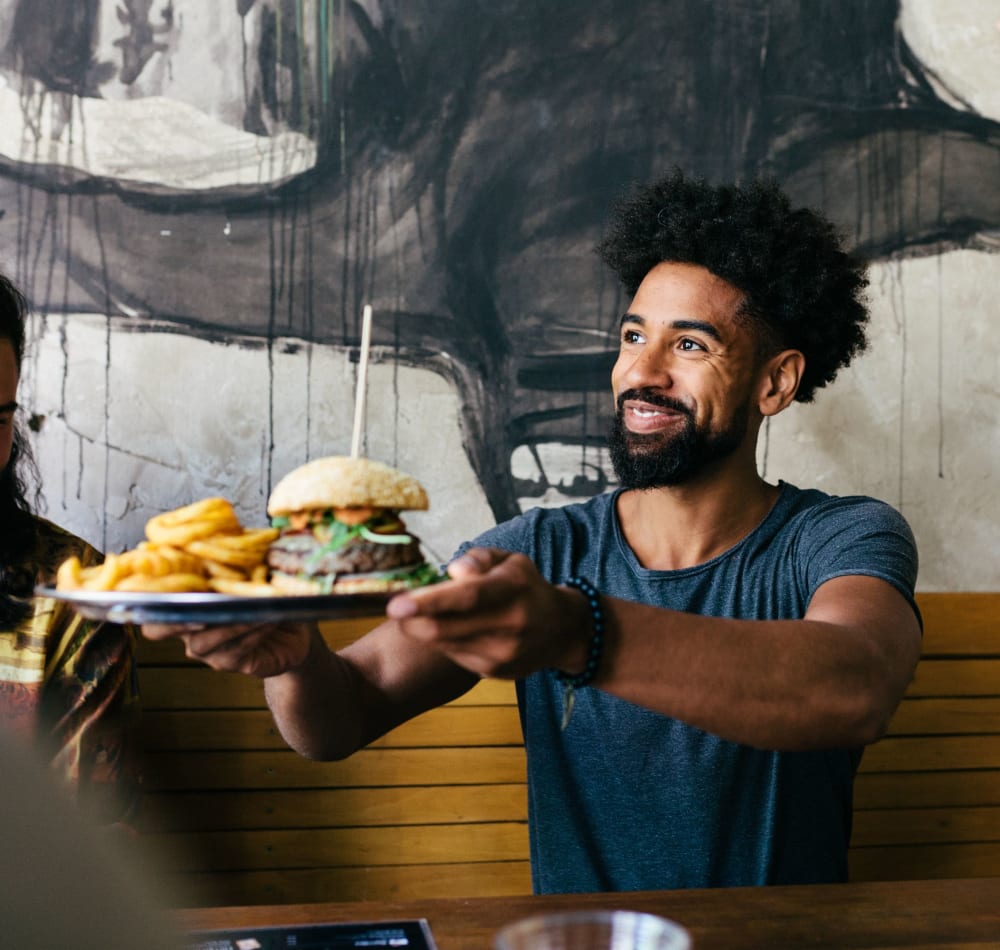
[142,622,271,663]
[387,571,501,620]
[385,551,500,619]
[179,624,262,660]
[387,548,536,621]
[395,608,509,643]
[139,621,313,679]
[142,622,208,640]
[445,547,509,579]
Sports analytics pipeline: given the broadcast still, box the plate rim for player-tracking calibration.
[33,584,395,623]
[35,584,394,606]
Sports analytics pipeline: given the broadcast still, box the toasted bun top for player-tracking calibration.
[267,456,429,516]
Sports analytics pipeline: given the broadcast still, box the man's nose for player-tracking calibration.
[618,343,674,391]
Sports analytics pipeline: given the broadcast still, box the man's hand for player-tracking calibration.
[385,547,592,679]
[141,620,314,679]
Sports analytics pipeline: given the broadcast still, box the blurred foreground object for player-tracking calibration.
[0,728,181,949]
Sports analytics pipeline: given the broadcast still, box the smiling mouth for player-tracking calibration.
[623,400,687,433]
[627,402,678,418]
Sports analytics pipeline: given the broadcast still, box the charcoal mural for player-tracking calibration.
[1,0,997,586]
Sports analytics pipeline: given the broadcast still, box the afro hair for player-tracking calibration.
[596,168,870,403]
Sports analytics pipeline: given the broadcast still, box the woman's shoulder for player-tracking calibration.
[30,517,103,577]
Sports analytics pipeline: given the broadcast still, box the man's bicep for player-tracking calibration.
[805,574,922,689]
[800,499,919,605]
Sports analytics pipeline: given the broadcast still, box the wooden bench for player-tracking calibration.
[134,593,1000,906]
[135,616,530,906]
[850,593,1000,881]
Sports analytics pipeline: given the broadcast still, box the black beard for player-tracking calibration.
[607,389,748,489]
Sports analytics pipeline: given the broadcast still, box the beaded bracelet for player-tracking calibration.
[555,576,606,728]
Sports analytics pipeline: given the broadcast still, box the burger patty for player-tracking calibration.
[267,531,424,577]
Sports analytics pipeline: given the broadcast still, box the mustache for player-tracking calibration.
[616,388,692,418]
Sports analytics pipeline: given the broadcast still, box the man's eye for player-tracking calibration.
[679,338,705,351]
[622,329,644,344]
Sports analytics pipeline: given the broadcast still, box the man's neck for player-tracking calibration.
[615,470,781,572]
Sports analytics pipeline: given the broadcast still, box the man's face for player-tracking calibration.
[0,339,19,475]
[608,261,762,489]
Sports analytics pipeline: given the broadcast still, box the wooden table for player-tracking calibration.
[175,877,1000,948]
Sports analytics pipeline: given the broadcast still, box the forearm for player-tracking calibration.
[583,580,920,751]
[262,626,368,759]
[597,609,873,748]
[263,620,479,759]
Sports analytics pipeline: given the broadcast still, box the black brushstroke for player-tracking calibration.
[2,0,111,95]
[113,0,174,86]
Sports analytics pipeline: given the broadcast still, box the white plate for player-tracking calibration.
[35,585,394,625]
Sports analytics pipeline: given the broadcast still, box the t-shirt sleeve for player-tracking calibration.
[798,496,920,623]
[451,512,535,562]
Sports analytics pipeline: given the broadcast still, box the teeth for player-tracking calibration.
[632,406,662,417]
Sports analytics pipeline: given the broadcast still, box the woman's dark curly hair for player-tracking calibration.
[0,273,27,368]
[595,168,870,403]
[1,273,40,623]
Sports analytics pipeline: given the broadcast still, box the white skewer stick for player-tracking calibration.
[350,304,373,459]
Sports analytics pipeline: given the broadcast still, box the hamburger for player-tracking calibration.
[265,455,440,594]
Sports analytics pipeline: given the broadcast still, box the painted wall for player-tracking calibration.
[2,0,998,590]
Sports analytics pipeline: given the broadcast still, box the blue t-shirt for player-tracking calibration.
[461,482,919,894]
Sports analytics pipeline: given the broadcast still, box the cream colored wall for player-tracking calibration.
[20,323,494,571]
[761,250,999,590]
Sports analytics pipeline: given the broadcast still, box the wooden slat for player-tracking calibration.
[854,770,1000,809]
[141,709,282,750]
[142,747,527,791]
[849,842,1000,882]
[319,616,393,650]
[162,861,533,907]
[136,637,185,664]
[140,705,523,752]
[138,667,266,708]
[139,784,527,833]
[886,697,1000,735]
[914,593,1000,656]
[139,659,1000,706]
[860,736,1000,773]
[906,660,1000,697]
[148,821,530,872]
[138,667,515,709]
[852,805,1000,846]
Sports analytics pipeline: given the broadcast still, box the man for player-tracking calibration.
[146,170,922,892]
[0,272,140,829]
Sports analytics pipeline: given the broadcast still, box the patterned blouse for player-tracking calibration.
[0,516,140,827]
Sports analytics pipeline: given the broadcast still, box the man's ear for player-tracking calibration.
[757,350,805,417]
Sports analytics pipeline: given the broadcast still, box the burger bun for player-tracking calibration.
[268,455,429,516]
